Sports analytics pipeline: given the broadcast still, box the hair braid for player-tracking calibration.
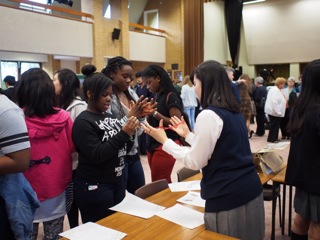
[101,56,132,78]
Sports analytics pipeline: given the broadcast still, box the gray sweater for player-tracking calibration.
[110,88,145,156]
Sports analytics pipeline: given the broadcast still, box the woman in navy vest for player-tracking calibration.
[142,60,264,240]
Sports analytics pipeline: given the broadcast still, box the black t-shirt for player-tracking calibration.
[72,111,133,183]
[147,91,183,153]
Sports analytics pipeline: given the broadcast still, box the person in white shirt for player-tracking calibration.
[264,77,287,142]
[180,75,197,131]
[142,60,265,240]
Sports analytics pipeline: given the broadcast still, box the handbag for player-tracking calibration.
[253,152,283,175]
[256,97,266,109]
[251,100,257,115]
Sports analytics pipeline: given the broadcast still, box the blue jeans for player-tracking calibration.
[184,107,195,131]
[74,176,126,223]
[123,153,145,194]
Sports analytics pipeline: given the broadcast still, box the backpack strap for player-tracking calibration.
[166,92,173,106]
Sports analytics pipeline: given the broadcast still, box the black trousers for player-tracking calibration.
[0,197,15,239]
[138,132,147,155]
[67,170,79,228]
[267,115,282,142]
[280,109,290,138]
[255,108,265,136]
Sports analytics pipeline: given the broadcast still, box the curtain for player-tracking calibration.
[184,0,205,75]
[225,0,243,66]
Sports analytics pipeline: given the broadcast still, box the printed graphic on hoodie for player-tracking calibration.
[96,116,127,177]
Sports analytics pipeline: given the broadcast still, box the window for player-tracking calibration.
[104,4,111,19]
[21,62,40,74]
[20,0,51,14]
[103,0,111,19]
[1,62,18,89]
[1,61,41,88]
[1,62,18,81]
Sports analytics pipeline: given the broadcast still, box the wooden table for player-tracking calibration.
[62,171,278,240]
[96,173,239,240]
[257,169,277,185]
[60,173,238,239]
[271,166,293,237]
[263,163,288,240]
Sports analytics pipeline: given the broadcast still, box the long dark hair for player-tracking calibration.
[287,59,320,136]
[142,65,179,96]
[54,68,82,110]
[194,60,240,112]
[81,64,113,103]
[16,68,58,117]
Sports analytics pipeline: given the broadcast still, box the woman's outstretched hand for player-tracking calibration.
[169,116,190,138]
[141,120,168,144]
[128,96,157,118]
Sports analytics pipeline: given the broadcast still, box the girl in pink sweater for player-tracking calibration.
[16,68,74,240]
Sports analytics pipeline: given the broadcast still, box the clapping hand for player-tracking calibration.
[128,96,148,118]
[122,116,139,136]
[142,98,157,117]
[169,116,190,138]
[141,120,168,144]
[128,96,157,118]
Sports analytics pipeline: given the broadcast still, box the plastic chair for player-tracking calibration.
[135,179,169,199]
[177,167,200,182]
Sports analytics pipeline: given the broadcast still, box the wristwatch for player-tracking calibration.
[153,111,158,118]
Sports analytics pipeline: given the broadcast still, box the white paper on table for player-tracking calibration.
[59,222,126,240]
[109,192,165,219]
[155,204,204,229]
[177,191,205,208]
[168,180,201,192]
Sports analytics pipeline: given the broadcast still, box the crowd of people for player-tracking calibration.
[1,58,319,240]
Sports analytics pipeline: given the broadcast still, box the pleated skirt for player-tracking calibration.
[294,188,320,222]
[204,192,265,240]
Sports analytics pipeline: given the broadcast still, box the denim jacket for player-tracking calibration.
[0,173,40,240]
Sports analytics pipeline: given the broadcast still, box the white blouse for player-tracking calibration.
[265,87,287,117]
[180,85,198,108]
[162,109,223,170]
